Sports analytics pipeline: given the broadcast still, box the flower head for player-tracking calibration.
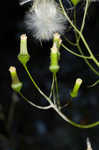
[25,0,67,41]
[18,34,30,65]
[9,66,23,92]
[70,78,83,98]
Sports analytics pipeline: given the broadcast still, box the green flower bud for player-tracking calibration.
[9,66,23,92]
[18,34,30,65]
[49,33,62,73]
[70,78,82,98]
[49,43,60,73]
[71,0,80,6]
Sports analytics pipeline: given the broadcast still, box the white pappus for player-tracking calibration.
[20,0,32,6]
[24,0,67,41]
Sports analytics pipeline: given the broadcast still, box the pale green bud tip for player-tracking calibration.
[53,33,62,49]
[75,78,82,86]
[9,66,16,73]
[51,43,58,53]
[9,66,23,92]
[53,33,61,41]
[21,34,27,40]
[18,34,30,65]
[70,78,82,98]
[20,34,28,55]
[86,138,92,150]
[71,0,80,6]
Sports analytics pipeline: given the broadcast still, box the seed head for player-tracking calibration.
[25,0,67,41]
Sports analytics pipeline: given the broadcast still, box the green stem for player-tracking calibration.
[54,107,99,128]
[73,8,78,40]
[49,74,55,98]
[19,92,52,110]
[54,73,60,108]
[22,64,99,128]
[59,0,99,67]
[62,43,91,59]
[77,0,89,43]
[52,78,56,105]
[88,79,99,88]
[63,36,76,46]
[73,4,99,76]
[77,44,99,76]
[23,64,53,105]
[79,33,99,67]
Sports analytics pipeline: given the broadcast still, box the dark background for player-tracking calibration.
[0,1,99,150]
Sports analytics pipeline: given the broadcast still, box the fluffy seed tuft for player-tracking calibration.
[25,0,67,41]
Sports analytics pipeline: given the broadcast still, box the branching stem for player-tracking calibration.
[59,0,99,67]
[19,92,52,110]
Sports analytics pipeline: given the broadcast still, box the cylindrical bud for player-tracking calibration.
[71,0,80,6]
[49,33,62,73]
[70,78,82,98]
[9,66,23,92]
[49,43,60,73]
[18,34,30,65]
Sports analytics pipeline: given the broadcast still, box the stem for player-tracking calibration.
[23,64,53,105]
[73,4,99,76]
[19,92,52,110]
[73,8,78,40]
[53,106,99,128]
[63,36,76,46]
[22,59,99,128]
[77,0,89,43]
[54,73,60,108]
[79,33,99,67]
[62,43,91,59]
[88,79,99,88]
[53,79,56,105]
[49,74,55,98]
[59,0,81,34]
[77,44,99,76]
[59,0,99,67]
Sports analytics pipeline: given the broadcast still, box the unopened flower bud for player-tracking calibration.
[49,43,60,73]
[9,66,23,92]
[18,34,30,65]
[70,78,82,98]
[71,0,80,6]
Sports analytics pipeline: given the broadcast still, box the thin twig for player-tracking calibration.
[19,92,52,110]
[62,43,91,59]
